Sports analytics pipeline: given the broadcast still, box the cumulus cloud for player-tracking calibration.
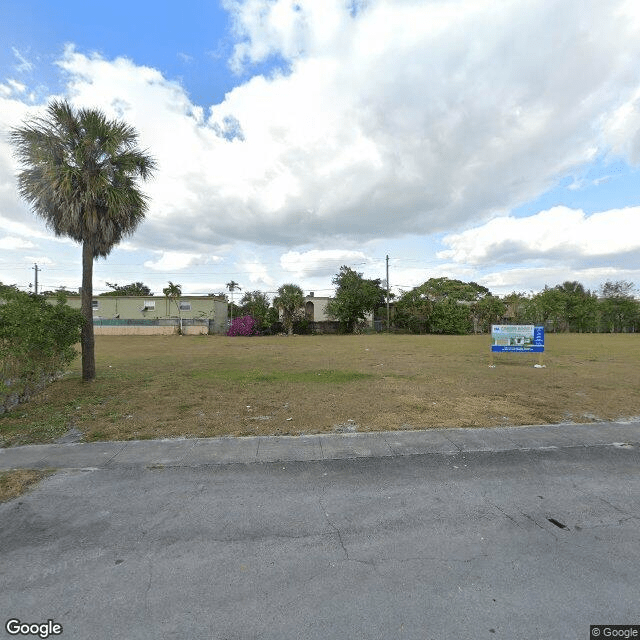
[236,259,276,287]
[0,79,27,98]
[24,255,54,265]
[16,0,636,253]
[280,249,368,277]
[0,94,38,226]
[481,265,640,296]
[144,251,222,271]
[439,206,640,266]
[0,236,35,250]
[3,1,640,294]
[0,213,74,244]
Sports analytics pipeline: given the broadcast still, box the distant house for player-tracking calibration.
[301,293,332,322]
[54,295,228,335]
[300,293,376,332]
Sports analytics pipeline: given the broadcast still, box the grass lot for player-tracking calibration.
[1,333,639,447]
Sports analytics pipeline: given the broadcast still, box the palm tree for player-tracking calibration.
[226,280,241,326]
[10,99,156,381]
[163,281,183,334]
[274,284,304,335]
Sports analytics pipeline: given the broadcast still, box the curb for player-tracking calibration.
[1,421,639,471]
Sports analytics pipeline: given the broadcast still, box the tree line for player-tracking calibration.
[270,272,638,336]
[393,278,639,335]
[68,271,639,336]
[235,273,638,335]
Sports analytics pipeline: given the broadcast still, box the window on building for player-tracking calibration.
[179,302,192,311]
[142,300,155,310]
[92,300,99,310]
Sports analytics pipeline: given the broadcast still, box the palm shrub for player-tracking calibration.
[273,284,304,336]
[163,282,183,334]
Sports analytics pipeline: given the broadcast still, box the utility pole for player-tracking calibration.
[33,263,39,295]
[386,255,390,332]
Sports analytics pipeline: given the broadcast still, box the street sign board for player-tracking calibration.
[491,325,545,352]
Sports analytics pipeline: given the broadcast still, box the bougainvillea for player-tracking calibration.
[227,315,258,336]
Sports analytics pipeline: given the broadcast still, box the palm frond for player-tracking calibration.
[10,99,156,258]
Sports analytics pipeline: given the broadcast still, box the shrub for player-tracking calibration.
[227,315,258,337]
[0,286,84,412]
[292,319,312,335]
[265,321,284,335]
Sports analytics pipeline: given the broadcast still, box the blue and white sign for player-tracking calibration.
[491,325,545,352]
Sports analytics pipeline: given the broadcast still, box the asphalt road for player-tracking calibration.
[1,424,639,640]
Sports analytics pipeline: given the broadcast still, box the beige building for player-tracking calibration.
[301,293,375,328]
[302,294,333,321]
[57,295,228,335]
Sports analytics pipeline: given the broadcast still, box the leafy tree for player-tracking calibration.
[0,285,83,411]
[524,286,566,331]
[601,280,635,298]
[429,298,472,334]
[273,284,304,335]
[501,292,530,323]
[325,266,386,333]
[41,286,72,296]
[472,295,506,333]
[395,277,491,334]
[418,277,490,302]
[599,280,639,333]
[394,285,434,334]
[554,281,598,332]
[101,282,153,296]
[163,282,183,333]
[239,291,271,332]
[11,99,156,381]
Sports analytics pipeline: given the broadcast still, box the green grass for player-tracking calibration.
[190,368,374,384]
[1,333,639,446]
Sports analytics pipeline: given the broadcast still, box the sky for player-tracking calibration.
[1,0,640,300]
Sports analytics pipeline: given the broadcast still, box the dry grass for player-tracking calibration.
[1,333,639,447]
[0,469,54,502]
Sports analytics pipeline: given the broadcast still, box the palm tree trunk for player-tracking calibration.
[81,240,96,381]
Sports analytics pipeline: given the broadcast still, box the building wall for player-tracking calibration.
[54,295,228,334]
[303,296,333,322]
[93,324,209,336]
[303,295,374,324]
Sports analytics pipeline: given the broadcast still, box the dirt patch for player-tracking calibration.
[0,469,54,502]
[1,333,639,446]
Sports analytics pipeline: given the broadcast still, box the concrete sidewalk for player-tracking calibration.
[1,421,638,470]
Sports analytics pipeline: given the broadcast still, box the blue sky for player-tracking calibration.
[1,0,640,299]
[0,1,237,104]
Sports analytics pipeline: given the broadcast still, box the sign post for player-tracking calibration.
[490,325,545,367]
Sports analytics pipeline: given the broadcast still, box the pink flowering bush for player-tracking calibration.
[227,315,258,336]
